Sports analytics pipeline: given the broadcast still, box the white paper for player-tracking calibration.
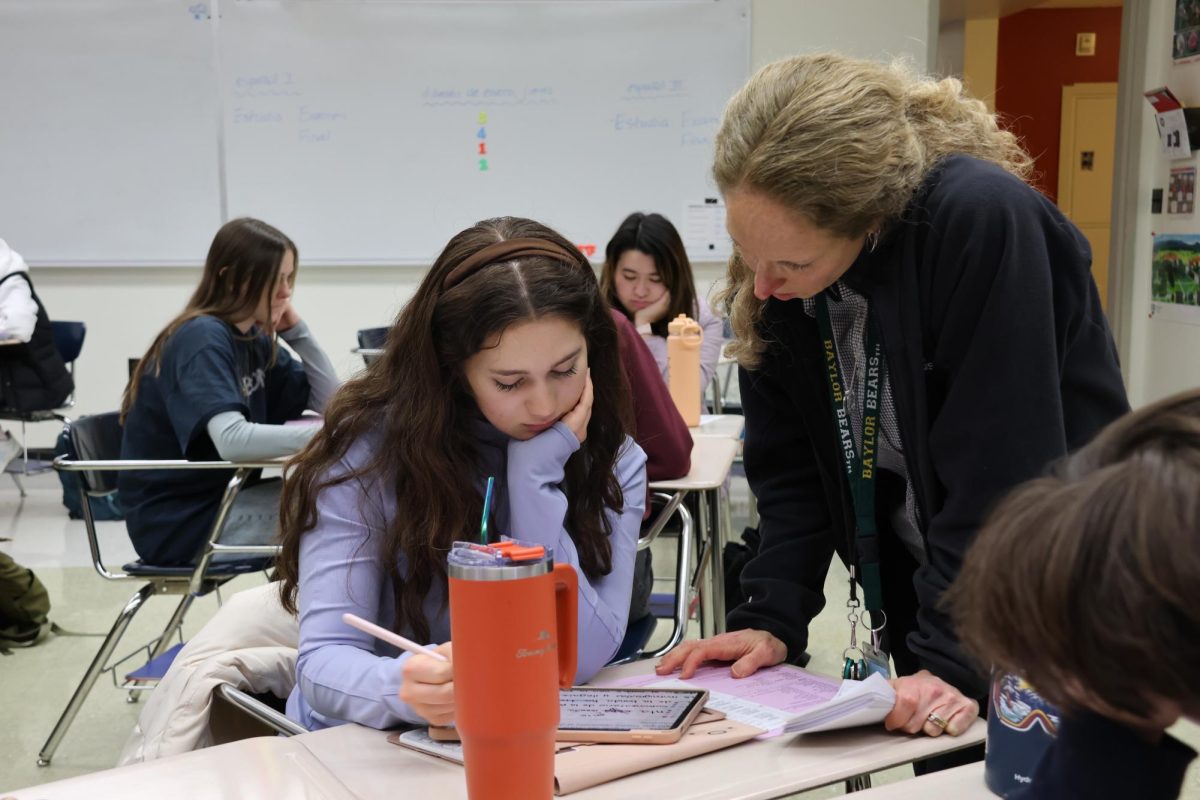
[682,199,732,259]
[782,672,896,734]
[1156,108,1193,159]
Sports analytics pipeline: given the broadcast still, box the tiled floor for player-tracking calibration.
[3,471,1199,798]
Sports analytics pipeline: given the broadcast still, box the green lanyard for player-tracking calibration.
[814,292,884,616]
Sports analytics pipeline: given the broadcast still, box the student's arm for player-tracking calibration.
[0,271,38,342]
[612,310,690,481]
[697,300,726,395]
[639,334,669,382]
[205,410,317,461]
[506,429,647,681]
[293,456,426,729]
[278,320,339,412]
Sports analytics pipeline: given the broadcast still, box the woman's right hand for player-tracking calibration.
[399,642,455,726]
[634,290,672,328]
[655,629,788,679]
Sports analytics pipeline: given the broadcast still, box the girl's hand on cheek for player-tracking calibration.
[562,370,593,444]
[634,290,672,328]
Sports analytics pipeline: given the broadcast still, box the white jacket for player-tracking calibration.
[118,582,300,765]
[0,239,39,342]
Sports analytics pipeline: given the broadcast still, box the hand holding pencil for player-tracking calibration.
[343,612,456,726]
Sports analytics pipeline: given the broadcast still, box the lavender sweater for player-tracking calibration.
[286,420,647,731]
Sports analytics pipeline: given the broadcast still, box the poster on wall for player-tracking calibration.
[1150,233,1200,324]
[1175,3,1200,62]
[1168,167,1196,214]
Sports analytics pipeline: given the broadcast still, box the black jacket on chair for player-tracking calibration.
[726,156,1131,700]
[0,272,73,413]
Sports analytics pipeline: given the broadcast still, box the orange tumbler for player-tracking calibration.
[448,542,578,800]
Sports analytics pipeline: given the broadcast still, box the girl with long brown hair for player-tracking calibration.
[120,218,338,566]
[276,217,646,731]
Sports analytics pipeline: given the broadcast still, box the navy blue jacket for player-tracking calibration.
[727,156,1130,698]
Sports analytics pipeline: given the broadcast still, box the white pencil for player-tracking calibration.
[342,612,449,662]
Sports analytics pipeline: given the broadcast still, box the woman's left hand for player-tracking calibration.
[885,669,979,737]
[561,369,593,443]
[273,302,301,333]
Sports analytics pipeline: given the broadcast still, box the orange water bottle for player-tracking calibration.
[448,540,578,800]
[667,313,703,426]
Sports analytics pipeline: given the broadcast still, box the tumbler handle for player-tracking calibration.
[552,563,578,688]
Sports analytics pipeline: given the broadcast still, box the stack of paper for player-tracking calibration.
[781,672,896,734]
[610,663,896,737]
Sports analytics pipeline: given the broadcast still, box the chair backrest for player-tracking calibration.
[67,412,123,494]
[356,327,388,349]
[50,321,86,365]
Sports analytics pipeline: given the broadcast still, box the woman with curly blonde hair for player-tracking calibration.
[658,53,1129,760]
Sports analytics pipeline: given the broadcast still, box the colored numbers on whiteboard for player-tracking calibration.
[477,111,489,171]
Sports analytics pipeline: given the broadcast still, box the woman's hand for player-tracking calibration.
[634,290,672,328]
[885,669,979,737]
[655,629,788,679]
[561,370,593,444]
[274,301,301,333]
[399,642,455,726]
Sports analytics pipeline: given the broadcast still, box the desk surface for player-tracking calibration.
[648,435,739,492]
[849,763,991,798]
[298,661,985,800]
[7,662,985,800]
[691,413,744,440]
[4,736,358,800]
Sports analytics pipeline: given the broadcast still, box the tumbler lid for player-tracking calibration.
[448,537,554,581]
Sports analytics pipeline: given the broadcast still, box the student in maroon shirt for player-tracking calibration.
[611,308,691,625]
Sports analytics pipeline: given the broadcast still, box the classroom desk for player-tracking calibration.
[3,736,359,800]
[295,659,986,800]
[691,412,745,440]
[649,435,739,637]
[845,763,991,798]
[6,661,986,800]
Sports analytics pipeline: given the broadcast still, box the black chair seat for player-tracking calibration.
[121,559,270,577]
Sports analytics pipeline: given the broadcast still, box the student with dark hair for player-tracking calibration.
[947,389,1200,799]
[120,218,338,566]
[601,212,724,393]
[277,217,647,731]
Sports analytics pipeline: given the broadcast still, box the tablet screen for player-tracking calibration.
[558,688,705,731]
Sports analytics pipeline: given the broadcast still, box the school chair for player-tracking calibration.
[608,491,694,664]
[37,411,281,767]
[354,326,388,366]
[0,319,86,494]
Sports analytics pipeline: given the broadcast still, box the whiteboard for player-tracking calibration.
[0,0,748,266]
[220,0,749,264]
[0,0,222,265]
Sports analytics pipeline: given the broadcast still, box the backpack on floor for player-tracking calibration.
[0,550,51,648]
[55,423,124,521]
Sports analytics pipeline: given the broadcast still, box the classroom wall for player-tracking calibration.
[24,0,936,448]
[995,6,1124,201]
[1116,0,1200,407]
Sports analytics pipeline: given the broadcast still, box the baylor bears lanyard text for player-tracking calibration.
[815,292,889,681]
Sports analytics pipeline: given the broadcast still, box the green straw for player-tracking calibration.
[479,476,495,545]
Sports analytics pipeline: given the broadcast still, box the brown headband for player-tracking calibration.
[442,238,583,289]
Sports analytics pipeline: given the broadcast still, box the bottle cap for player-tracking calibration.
[667,313,703,338]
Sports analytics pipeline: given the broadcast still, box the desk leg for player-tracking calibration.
[845,775,873,791]
[691,497,713,638]
[707,488,727,635]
